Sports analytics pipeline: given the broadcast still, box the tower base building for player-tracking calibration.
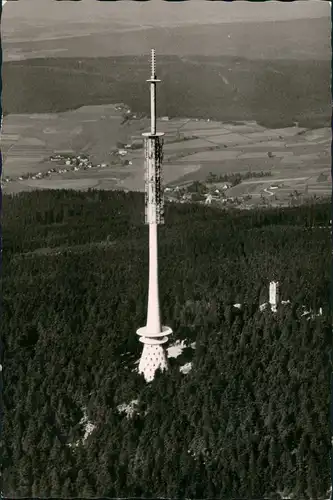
[137,326,172,382]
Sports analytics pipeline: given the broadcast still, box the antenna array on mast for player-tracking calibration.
[143,49,165,225]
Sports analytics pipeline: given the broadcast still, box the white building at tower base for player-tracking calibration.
[137,326,172,382]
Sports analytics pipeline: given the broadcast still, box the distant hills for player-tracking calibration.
[3,17,330,61]
[3,55,330,129]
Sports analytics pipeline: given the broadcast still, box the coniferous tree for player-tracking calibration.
[2,191,331,498]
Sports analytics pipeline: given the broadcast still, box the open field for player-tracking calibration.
[1,2,330,206]
[1,104,330,206]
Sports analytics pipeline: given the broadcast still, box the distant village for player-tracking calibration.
[1,134,270,211]
[1,146,137,186]
[1,103,325,210]
[164,182,241,207]
[164,171,273,210]
[2,152,102,185]
[1,103,143,187]
[0,148,302,210]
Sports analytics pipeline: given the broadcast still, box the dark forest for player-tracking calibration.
[1,190,331,498]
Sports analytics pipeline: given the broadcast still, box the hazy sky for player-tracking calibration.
[2,0,330,29]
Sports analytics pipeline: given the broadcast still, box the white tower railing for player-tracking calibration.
[136,50,172,383]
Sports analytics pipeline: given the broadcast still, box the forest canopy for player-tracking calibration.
[1,190,331,499]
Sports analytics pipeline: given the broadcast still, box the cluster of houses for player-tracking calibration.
[1,148,135,186]
[115,103,145,122]
[114,147,133,165]
[114,103,130,112]
[164,183,239,206]
[49,152,111,171]
[3,170,53,184]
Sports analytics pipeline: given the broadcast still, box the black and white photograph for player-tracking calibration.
[0,0,331,498]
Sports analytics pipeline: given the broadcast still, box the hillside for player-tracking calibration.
[2,55,331,129]
[1,190,331,498]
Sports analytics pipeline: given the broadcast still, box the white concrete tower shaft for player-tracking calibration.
[136,50,172,383]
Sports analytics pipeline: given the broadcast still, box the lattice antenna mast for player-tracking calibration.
[144,48,164,225]
[136,50,172,383]
[150,48,157,135]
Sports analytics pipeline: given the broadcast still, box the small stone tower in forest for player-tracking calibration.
[269,281,280,313]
